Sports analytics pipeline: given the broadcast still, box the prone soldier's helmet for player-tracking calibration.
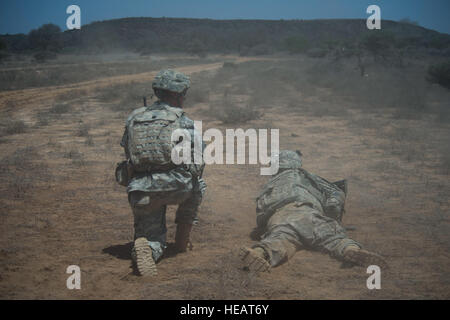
[278,150,303,170]
[152,69,190,94]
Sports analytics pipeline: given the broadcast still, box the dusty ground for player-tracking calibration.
[0,54,449,299]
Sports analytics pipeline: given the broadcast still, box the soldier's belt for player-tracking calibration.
[133,163,180,174]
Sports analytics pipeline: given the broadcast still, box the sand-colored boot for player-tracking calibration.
[132,237,157,276]
[175,223,193,253]
[239,247,271,273]
[343,245,388,269]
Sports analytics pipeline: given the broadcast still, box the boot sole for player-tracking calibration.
[239,247,271,273]
[344,249,388,269]
[134,237,157,277]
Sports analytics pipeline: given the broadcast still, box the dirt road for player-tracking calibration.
[0,56,263,108]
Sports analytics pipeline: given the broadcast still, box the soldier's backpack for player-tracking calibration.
[306,171,347,222]
[255,169,324,227]
[255,169,347,227]
[126,105,184,172]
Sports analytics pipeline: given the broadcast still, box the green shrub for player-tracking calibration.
[241,44,272,56]
[284,36,310,54]
[217,104,261,124]
[427,61,450,89]
[360,31,395,59]
[49,103,71,114]
[33,51,58,63]
[77,123,90,137]
[188,39,207,58]
[0,51,10,63]
[307,47,328,58]
[427,35,450,50]
[28,23,63,52]
[223,62,237,69]
[215,90,261,124]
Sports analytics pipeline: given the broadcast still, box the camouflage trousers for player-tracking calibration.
[254,202,360,267]
[128,181,204,261]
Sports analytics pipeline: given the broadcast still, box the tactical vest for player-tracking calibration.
[256,169,346,227]
[126,105,184,172]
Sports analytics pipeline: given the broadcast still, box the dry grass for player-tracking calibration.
[0,120,27,136]
[35,103,72,127]
[55,89,88,102]
[63,148,86,167]
[95,81,151,112]
[185,87,210,104]
[76,122,90,137]
[0,146,49,199]
[0,54,214,91]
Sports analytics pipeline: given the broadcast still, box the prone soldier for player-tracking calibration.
[240,150,387,273]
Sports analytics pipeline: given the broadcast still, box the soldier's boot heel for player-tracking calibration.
[239,247,271,273]
[133,237,157,277]
[343,247,388,270]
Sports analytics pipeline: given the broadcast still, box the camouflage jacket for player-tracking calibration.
[120,101,205,193]
[256,168,346,228]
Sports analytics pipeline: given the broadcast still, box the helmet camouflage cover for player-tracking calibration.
[152,69,191,94]
[277,150,303,169]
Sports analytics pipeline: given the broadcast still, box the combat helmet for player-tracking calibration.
[152,69,190,94]
[277,150,303,170]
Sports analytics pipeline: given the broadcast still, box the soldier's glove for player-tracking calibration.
[115,160,134,186]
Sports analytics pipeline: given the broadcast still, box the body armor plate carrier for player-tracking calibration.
[126,106,184,172]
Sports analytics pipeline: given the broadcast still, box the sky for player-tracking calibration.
[1,0,449,35]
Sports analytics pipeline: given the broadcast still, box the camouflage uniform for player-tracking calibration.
[252,150,360,267]
[118,70,206,266]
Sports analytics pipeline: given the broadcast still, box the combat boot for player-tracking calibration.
[343,245,388,269]
[175,223,193,253]
[239,247,271,273]
[132,237,157,276]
